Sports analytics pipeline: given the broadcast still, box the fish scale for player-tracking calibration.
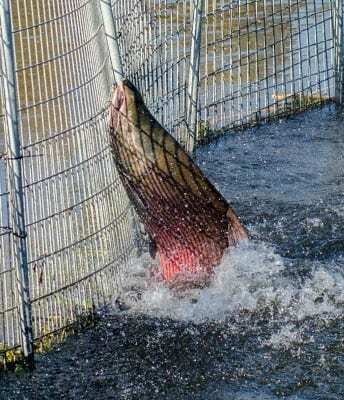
[109,80,248,283]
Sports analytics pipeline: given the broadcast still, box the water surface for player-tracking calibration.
[2,105,344,399]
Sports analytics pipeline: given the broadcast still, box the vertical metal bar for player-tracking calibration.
[322,0,331,98]
[335,0,344,104]
[99,0,144,256]
[99,0,124,84]
[186,0,203,154]
[0,0,33,366]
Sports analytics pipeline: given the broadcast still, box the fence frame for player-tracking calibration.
[0,0,34,366]
[186,0,204,153]
[99,0,145,255]
[335,0,344,104]
[99,0,124,84]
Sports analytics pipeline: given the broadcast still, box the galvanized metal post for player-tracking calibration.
[335,0,344,105]
[98,0,144,255]
[0,0,34,366]
[186,0,204,154]
[99,0,124,84]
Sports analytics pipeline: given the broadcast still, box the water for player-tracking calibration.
[0,0,335,367]
[2,105,344,399]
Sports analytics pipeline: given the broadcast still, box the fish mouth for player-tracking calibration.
[109,82,126,131]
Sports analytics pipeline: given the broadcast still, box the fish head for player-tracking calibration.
[109,80,156,166]
[108,82,125,131]
[109,80,140,132]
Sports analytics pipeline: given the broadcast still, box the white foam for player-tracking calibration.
[264,323,313,350]
[304,217,324,228]
[115,241,344,329]
[331,204,344,218]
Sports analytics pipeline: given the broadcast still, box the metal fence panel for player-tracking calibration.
[112,0,336,145]
[0,0,135,364]
[112,0,194,147]
[199,0,335,137]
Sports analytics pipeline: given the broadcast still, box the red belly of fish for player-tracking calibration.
[158,243,224,282]
[149,217,227,282]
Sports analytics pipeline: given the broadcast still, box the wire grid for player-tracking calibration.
[199,0,335,136]
[112,0,335,144]
[112,0,194,147]
[0,0,135,361]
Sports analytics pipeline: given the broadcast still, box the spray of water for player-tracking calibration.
[114,240,344,348]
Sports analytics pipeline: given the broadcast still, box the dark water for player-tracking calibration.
[201,105,344,263]
[2,105,344,399]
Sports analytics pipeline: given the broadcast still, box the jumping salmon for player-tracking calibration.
[109,80,248,284]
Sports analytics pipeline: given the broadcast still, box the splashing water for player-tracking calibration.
[112,106,344,350]
[118,240,344,328]
[104,105,344,398]
[5,106,344,400]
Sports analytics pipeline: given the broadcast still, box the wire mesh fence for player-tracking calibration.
[112,0,194,149]
[0,0,343,365]
[113,0,338,145]
[199,0,335,138]
[0,0,135,365]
